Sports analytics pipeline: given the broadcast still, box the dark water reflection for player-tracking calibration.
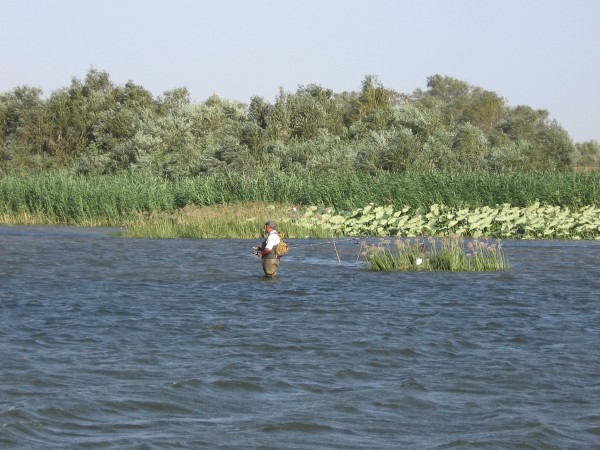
[1,226,599,449]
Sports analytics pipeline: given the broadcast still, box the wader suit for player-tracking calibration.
[257,222,281,278]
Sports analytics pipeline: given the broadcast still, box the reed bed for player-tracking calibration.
[361,237,511,272]
[0,171,598,228]
[0,173,175,225]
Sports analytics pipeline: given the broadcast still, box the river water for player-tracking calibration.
[1,226,599,449]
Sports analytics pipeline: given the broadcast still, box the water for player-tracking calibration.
[1,226,599,449]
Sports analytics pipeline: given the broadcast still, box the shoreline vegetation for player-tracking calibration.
[2,171,598,271]
[1,172,599,241]
[4,69,599,270]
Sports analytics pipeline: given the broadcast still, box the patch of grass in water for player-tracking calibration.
[361,236,511,272]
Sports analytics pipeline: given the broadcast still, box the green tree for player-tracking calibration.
[42,68,120,166]
[450,122,489,170]
[499,105,549,141]
[416,74,471,125]
[0,86,51,172]
[417,74,506,133]
[498,105,575,170]
[265,88,294,142]
[80,81,156,168]
[157,87,191,113]
[114,106,202,178]
[248,95,271,129]
[392,102,446,142]
[347,75,397,136]
[0,69,582,176]
[530,122,575,171]
[461,90,506,134]
[575,140,600,171]
[379,128,419,172]
[0,98,7,148]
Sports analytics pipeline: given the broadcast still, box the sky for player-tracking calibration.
[1,0,598,142]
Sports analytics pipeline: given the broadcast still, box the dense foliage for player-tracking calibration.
[1,171,599,225]
[299,203,600,240]
[1,69,597,176]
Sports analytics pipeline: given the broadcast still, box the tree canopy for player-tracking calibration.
[1,68,593,177]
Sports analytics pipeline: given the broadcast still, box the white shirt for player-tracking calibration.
[264,230,281,250]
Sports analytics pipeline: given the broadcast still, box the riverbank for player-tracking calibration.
[1,172,599,239]
[2,201,600,240]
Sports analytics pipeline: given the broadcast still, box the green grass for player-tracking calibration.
[361,237,511,272]
[0,172,175,225]
[0,171,598,227]
[120,203,335,239]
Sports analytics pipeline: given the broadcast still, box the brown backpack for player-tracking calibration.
[275,232,290,257]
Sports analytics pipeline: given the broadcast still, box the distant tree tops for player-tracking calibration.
[1,68,595,177]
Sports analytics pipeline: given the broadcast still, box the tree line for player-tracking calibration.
[1,68,598,178]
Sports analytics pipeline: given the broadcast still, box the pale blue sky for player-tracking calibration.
[1,0,598,142]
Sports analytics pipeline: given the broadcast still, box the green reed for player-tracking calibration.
[362,237,511,272]
[0,171,598,226]
[0,172,176,225]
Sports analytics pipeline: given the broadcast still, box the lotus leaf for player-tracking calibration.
[495,211,521,222]
[296,202,600,240]
[395,216,409,227]
[558,221,575,229]
[329,215,346,224]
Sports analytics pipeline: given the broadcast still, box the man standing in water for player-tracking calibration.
[253,220,281,278]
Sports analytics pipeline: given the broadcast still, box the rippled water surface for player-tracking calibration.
[1,226,599,449]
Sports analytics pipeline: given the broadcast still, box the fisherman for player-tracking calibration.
[253,220,281,278]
